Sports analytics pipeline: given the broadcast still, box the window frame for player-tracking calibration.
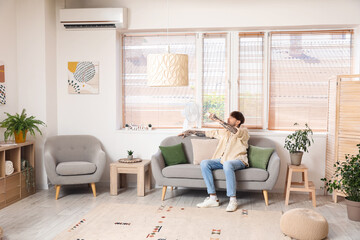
[121,29,354,131]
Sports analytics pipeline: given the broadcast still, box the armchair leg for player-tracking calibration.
[90,183,97,197]
[263,190,269,206]
[55,185,61,200]
[161,186,167,201]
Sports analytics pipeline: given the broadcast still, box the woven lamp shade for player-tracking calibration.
[147,53,188,87]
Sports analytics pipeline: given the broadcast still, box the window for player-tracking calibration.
[238,33,264,129]
[269,30,353,130]
[122,30,353,131]
[123,34,196,128]
[202,33,228,127]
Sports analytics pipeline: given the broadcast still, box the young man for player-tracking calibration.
[179,111,249,212]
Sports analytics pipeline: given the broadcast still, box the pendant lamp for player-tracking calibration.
[147,0,188,87]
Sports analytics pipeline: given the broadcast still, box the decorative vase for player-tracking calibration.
[345,198,360,222]
[128,155,133,160]
[14,130,28,143]
[290,151,303,166]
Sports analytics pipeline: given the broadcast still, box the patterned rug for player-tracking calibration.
[55,203,287,240]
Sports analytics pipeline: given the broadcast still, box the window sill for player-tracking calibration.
[115,129,327,138]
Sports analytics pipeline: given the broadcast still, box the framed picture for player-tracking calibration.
[68,61,99,94]
[0,61,6,105]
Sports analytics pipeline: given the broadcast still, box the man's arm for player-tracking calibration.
[178,130,206,138]
[210,114,238,134]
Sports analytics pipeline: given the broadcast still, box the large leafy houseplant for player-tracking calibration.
[284,123,314,165]
[321,144,360,221]
[0,109,46,143]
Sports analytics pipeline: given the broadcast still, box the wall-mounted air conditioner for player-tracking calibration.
[60,8,127,30]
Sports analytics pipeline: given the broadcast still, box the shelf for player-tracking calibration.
[0,142,35,210]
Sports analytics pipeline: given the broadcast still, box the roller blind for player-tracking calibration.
[123,34,196,128]
[202,33,229,127]
[269,30,353,131]
[238,33,264,129]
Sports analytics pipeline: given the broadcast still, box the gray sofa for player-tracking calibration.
[151,135,280,205]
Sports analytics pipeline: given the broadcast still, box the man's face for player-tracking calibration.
[227,116,241,127]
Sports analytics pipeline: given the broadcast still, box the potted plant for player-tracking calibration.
[0,109,46,143]
[127,150,134,160]
[284,123,314,166]
[21,159,35,192]
[148,124,152,130]
[321,144,360,222]
[125,124,129,130]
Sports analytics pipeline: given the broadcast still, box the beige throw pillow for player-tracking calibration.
[191,139,219,165]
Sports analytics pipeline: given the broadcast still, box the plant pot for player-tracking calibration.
[345,198,360,222]
[290,151,303,166]
[148,127,152,131]
[14,130,28,143]
[128,155,133,160]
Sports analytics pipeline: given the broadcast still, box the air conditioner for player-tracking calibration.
[60,8,127,30]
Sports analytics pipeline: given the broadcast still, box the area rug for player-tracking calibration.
[55,203,287,240]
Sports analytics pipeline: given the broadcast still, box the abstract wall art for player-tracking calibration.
[68,61,99,94]
[0,61,6,105]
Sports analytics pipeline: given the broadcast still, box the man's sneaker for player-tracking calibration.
[226,200,238,212]
[196,197,220,208]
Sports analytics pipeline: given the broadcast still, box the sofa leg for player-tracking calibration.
[263,190,269,206]
[55,185,61,200]
[91,183,97,197]
[161,186,167,201]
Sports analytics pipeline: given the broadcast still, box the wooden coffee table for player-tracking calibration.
[110,159,151,197]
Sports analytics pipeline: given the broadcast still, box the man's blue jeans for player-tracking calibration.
[200,158,246,197]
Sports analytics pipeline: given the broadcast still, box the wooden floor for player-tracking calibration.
[0,186,359,240]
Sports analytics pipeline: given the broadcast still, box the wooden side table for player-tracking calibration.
[110,160,152,197]
[284,164,316,207]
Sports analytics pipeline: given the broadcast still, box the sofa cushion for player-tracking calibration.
[162,164,269,181]
[191,138,219,165]
[56,161,97,176]
[248,145,274,170]
[159,143,188,166]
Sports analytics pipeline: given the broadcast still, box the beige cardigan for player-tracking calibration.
[205,127,250,165]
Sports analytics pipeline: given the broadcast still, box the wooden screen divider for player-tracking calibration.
[326,74,360,202]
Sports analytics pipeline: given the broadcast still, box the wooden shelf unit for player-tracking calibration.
[0,141,35,210]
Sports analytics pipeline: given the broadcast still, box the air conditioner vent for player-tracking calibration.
[64,24,116,29]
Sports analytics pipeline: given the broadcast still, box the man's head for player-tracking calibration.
[228,111,245,128]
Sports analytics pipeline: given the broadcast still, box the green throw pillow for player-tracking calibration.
[248,145,274,170]
[159,143,188,166]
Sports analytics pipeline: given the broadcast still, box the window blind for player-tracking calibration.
[269,30,353,131]
[238,33,264,129]
[202,33,229,127]
[123,34,196,128]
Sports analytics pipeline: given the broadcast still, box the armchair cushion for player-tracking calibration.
[56,161,97,176]
[159,143,187,166]
[248,145,274,170]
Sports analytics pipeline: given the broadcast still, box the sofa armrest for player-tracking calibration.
[151,150,166,186]
[91,150,106,182]
[265,151,281,190]
[44,151,58,184]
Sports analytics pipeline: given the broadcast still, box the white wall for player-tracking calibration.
[16,0,57,189]
[0,0,19,119]
[66,0,360,30]
[53,0,355,193]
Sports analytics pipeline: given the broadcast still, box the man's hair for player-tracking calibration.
[230,111,245,127]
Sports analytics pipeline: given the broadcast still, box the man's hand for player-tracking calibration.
[178,130,194,138]
[178,130,206,138]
